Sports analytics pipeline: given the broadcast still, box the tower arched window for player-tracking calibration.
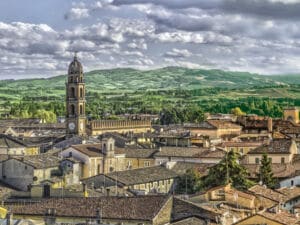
[70,76,73,83]
[70,104,75,115]
[80,105,83,115]
[70,87,75,98]
[80,88,83,98]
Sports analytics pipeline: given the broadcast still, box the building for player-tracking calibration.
[284,107,299,124]
[218,141,263,155]
[88,119,152,136]
[0,134,39,155]
[7,196,174,225]
[154,146,225,165]
[0,154,61,191]
[184,120,242,139]
[66,53,86,136]
[83,165,177,195]
[245,139,298,164]
[233,211,300,225]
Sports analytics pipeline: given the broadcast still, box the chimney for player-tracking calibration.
[6,211,13,225]
[268,117,273,133]
[44,208,57,225]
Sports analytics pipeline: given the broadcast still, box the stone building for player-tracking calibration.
[0,154,60,191]
[245,139,298,164]
[284,107,299,124]
[88,119,152,136]
[65,53,86,136]
[82,165,178,195]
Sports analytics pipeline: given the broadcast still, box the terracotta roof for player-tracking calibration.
[171,217,206,225]
[154,147,225,159]
[14,154,60,169]
[248,185,286,203]
[277,186,300,202]
[184,120,241,130]
[226,188,256,201]
[194,148,226,159]
[8,196,171,221]
[219,141,263,148]
[71,144,103,157]
[0,134,26,149]
[172,197,221,222]
[207,120,241,129]
[248,139,294,154]
[105,166,178,186]
[233,211,300,225]
[170,162,214,176]
[243,163,295,179]
[123,148,158,158]
[257,211,299,225]
[281,127,300,135]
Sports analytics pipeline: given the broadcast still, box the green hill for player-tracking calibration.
[0,67,299,102]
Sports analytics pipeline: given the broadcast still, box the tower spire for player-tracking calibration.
[74,51,78,60]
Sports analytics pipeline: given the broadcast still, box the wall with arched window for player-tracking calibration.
[80,105,83,115]
[70,104,75,115]
[80,88,83,98]
[70,87,75,98]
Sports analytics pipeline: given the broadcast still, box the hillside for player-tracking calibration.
[0,67,300,104]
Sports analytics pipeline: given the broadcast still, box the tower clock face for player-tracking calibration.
[69,122,75,130]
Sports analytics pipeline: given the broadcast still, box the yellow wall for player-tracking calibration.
[25,147,39,155]
[284,109,299,123]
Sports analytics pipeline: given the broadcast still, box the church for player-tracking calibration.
[65,54,152,137]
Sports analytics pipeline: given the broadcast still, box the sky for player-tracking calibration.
[1,0,300,79]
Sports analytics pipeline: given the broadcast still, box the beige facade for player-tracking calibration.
[284,107,299,124]
[88,119,152,135]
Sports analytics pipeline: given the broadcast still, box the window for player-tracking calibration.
[110,143,113,151]
[80,105,83,115]
[69,152,72,157]
[281,157,285,164]
[255,158,260,164]
[25,165,27,170]
[291,180,294,186]
[80,88,83,98]
[144,161,150,167]
[70,104,75,115]
[70,87,75,98]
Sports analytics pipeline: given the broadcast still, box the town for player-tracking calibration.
[0,55,299,225]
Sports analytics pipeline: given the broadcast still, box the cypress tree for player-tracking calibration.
[259,153,276,188]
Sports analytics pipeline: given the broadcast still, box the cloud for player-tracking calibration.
[164,48,192,58]
[64,8,89,20]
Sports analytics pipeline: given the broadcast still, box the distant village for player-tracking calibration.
[1,56,300,225]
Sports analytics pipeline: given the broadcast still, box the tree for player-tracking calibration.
[202,150,254,190]
[231,107,245,116]
[258,153,276,189]
[176,168,202,194]
[34,109,57,123]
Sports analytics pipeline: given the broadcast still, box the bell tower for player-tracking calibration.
[66,53,86,136]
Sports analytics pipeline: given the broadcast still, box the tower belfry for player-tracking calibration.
[66,53,86,136]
